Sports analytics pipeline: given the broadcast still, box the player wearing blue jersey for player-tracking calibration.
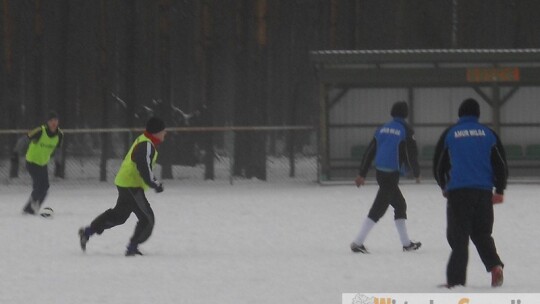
[350,101,421,254]
[433,98,508,288]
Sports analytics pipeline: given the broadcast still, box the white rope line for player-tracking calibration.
[0,125,315,135]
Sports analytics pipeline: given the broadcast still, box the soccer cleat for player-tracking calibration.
[350,242,369,254]
[125,245,143,257]
[491,265,504,287]
[22,198,40,215]
[31,199,41,214]
[22,206,35,215]
[403,241,422,252]
[78,227,89,252]
[437,283,464,289]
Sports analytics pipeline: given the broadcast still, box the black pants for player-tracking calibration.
[90,187,155,246]
[367,170,407,222]
[27,161,49,205]
[446,188,503,286]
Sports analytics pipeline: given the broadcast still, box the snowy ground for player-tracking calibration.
[0,181,538,304]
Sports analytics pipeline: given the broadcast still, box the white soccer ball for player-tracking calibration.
[40,207,54,219]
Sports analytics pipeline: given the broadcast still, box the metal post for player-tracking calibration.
[492,82,501,135]
[319,82,329,182]
[407,87,414,126]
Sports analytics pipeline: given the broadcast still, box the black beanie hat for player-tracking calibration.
[146,117,165,134]
[390,101,408,118]
[47,111,59,121]
[458,98,480,117]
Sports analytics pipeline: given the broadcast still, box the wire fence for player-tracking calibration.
[0,126,318,188]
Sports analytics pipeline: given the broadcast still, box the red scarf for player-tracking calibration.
[144,131,162,145]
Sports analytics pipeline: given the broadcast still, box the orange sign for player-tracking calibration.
[467,67,520,82]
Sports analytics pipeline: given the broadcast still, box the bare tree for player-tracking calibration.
[52,0,70,178]
[2,0,20,162]
[157,0,173,179]
[232,0,268,180]
[98,0,110,181]
[199,0,215,180]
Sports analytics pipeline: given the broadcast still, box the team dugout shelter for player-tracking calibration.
[310,49,540,182]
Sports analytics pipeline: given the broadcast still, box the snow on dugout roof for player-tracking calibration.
[310,49,540,65]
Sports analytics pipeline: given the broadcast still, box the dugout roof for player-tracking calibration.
[310,48,540,87]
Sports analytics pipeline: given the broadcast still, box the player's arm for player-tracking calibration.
[358,137,376,178]
[13,135,30,154]
[27,127,42,142]
[403,126,420,178]
[52,131,64,163]
[132,142,161,189]
[433,128,451,191]
[491,132,508,195]
[57,131,64,148]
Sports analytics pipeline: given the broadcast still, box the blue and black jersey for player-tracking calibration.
[433,116,508,194]
[358,118,420,178]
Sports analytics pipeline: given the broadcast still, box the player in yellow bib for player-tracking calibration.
[78,117,166,256]
[22,111,63,215]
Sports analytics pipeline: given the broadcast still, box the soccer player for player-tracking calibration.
[350,101,421,254]
[78,117,166,256]
[22,111,63,215]
[433,98,507,288]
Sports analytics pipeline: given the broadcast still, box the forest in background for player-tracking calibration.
[2,0,540,179]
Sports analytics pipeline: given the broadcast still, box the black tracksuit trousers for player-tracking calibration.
[367,170,407,222]
[27,161,49,205]
[446,188,503,286]
[90,187,155,246]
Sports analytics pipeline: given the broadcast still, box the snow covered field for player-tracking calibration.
[1,181,538,304]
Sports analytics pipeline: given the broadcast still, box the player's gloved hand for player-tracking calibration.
[355,176,365,187]
[154,183,164,193]
[492,193,504,204]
